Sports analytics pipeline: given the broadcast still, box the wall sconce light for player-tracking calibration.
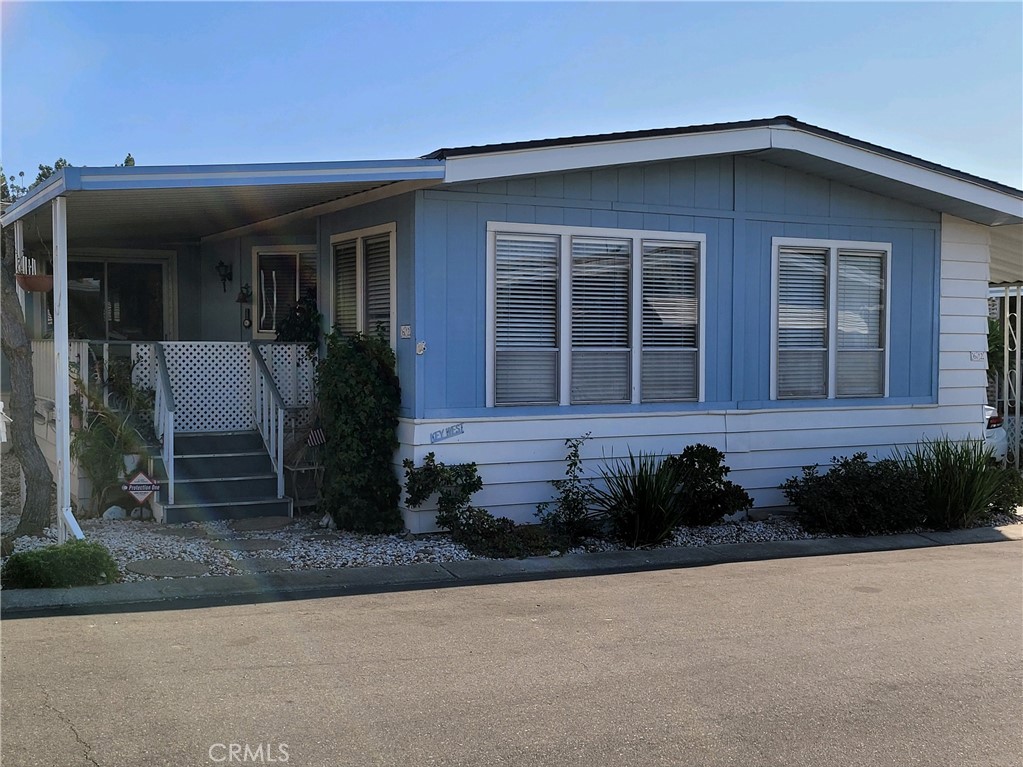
[215,261,233,292]
[235,284,252,304]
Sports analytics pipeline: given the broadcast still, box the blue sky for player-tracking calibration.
[2,1,1021,187]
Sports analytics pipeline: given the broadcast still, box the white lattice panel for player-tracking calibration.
[131,344,157,391]
[257,344,316,409]
[162,342,253,432]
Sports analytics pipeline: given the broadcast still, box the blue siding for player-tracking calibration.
[317,194,417,417]
[415,156,940,417]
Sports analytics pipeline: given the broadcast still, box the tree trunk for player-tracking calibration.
[1,224,54,552]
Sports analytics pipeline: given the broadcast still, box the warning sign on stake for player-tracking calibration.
[122,471,160,504]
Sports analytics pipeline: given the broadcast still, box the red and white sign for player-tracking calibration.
[122,471,160,504]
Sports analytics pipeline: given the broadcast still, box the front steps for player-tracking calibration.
[152,431,292,523]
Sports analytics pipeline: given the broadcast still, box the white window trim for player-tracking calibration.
[328,222,397,347]
[770,236,892,400]
[486,221,706,407]
[251,245,318,339]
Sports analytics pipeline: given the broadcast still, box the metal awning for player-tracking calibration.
[0,159,446,246]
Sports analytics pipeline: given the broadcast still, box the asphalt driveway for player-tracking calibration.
[2,542,1021,766]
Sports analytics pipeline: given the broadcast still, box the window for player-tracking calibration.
[772,238,889,399]
[489,222,704,407]
[330,224,395,345]
[254,249,317,336]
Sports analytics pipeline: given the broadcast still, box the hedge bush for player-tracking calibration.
[1,540,120,588]
[781,453,926,535]
[317,330,402,533]
[661,444,753,527]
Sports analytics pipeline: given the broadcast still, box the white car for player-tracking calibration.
[983,405,1008,462]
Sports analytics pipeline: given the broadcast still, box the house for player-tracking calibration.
[3,116,1021,537]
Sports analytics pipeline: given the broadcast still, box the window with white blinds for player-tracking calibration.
[490,223,704,407]
[330,225,395,345]
[773,238,888,400]
[254,250,317,336]
[495,234,559,405]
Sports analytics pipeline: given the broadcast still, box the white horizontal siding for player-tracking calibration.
[399,402,986,531]
[938,215,991,426]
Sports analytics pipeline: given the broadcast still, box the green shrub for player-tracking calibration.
[990,467,1023,515]
[404,454,550,558]
[661,444,753,526]
[536,434,601,546]
[276,290,322,351]
[1,540,120,588]
[317,331,402,534]
[895,437,1006,530]
[781,453,926,535]
[596,450,686,547]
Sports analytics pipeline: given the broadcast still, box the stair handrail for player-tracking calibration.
[250,343,286,498]
[154,343,176,505]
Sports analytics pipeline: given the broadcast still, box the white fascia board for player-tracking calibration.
[0,172,68,226]
[77,160,446,190]
[770,128,1023,221]
[442,127,774,183]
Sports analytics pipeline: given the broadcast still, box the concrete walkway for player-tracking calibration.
[2,525,1021,619]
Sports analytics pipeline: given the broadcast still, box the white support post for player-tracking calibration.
[52,197,81,542]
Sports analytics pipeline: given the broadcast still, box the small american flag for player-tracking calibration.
[306,427,326,447]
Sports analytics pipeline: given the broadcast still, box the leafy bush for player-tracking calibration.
[895,437,1006,530]
[317,331,402,533]
[1,540,120,588]
[536,434,601,545]
[781,453,926,535]
[596,450,686,547]
[990,466,1023,516]
[404,454,550,558]
[661,444,753,526]
[276,290,322,351]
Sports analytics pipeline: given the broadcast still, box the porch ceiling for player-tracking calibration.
[1,160,446,247]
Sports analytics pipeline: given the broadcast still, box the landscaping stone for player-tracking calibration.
[232,556,289,573]
[211,538,286,552]
[150,526,208,539]
[102,506,127,520]
[231,517,293,532]
[125,558,210,578]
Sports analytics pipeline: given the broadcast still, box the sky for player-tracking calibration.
[1,1,1021,188]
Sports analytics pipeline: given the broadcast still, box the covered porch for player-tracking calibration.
[2,159,444,538]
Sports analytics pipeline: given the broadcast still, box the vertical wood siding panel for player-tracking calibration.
[444,201,480,408]
[534,174,564,199]
[668,215,696,232]
[617,211,644,230]
[563,207,593,228]
[535,206,565,226]
[706,217,733,402]
[643,213,670,231]
[562,171,592,200]
[668,160,697,208]
[909,227,937,397]
[884,227,914,398]
[506,177,536,197]
[618,166,645,203]
[693,157,725,210]
[591,168,618,201]
[475,181,508,195]
[591,209,618,228]
[419,199,449,411]
[506,204,536,223]
[644,164,670,205]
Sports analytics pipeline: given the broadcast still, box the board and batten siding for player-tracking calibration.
[397,158,990,531]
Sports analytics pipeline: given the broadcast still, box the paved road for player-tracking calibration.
[2,542,1021,767]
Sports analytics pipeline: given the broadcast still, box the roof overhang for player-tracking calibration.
[438,119,1023,228]
[990,224,1023,285]
[0,159,445,246]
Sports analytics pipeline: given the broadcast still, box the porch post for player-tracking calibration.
[52,197,81,542]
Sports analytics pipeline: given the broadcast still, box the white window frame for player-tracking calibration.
[329,223,397,347]
[770,236,892,400]
[486,221,706,407]
[251,245,318,339]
